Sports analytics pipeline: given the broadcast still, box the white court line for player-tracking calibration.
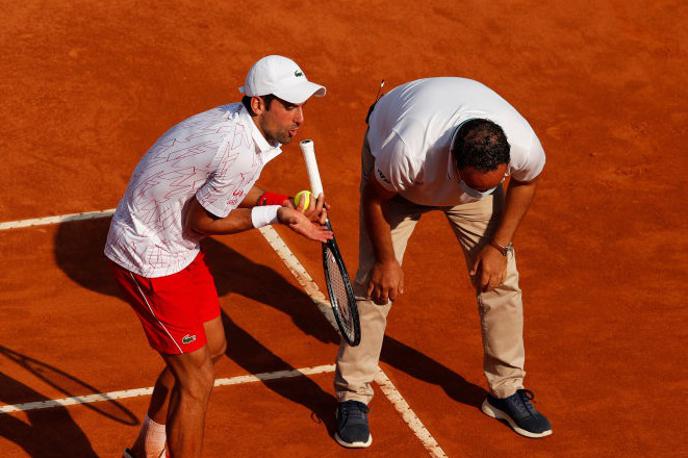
[0,209,116,231]
[0,364,335,414]
[0,211,447,457]
[375,371,448,458]
[257,226,339,331]
[258,225,447,458]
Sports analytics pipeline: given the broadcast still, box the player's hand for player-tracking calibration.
[277,207,333,242]
[306,193,329,225]
[367,259,404,305]
[287,193,329,224]
[470,245,507,292]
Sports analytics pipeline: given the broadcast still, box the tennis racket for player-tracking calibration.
[299,139,361,346]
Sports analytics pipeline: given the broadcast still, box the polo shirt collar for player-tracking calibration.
[239,105,282,156]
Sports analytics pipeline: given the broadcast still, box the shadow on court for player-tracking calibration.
[53,217,485,432]
[381,339,487,408]
[0,345,138,457]
[54,218,340,436]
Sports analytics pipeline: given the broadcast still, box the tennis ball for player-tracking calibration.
[294,190,312,211]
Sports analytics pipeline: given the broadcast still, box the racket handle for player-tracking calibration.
[299,139,325,198]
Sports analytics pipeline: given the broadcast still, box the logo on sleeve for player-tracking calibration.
[376,168,391,184]
[294,70,304,77]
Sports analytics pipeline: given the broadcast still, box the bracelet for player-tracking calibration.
[251,205,280,228]
[258,191,288,206]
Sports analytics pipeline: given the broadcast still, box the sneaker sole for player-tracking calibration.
[334,432,373,448]
[481,399,552,438]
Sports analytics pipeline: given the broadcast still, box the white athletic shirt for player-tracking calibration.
[105,103,281,277]
[367,77,546,206]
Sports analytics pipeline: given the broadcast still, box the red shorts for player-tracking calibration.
[110,252,221,355]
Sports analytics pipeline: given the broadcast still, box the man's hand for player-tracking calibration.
[470,245,508,292]
[301,193,329,224]
[286,193,329,224]
[277,207,333,242]
[367,259,404,305]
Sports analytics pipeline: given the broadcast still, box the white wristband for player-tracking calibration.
[251,205,280,228]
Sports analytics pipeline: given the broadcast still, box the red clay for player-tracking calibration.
[1,1,687,456]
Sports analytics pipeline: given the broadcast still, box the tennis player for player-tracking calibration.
[334,77,551,448]
[105,55,330,458]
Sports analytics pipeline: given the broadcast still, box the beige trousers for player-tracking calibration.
[334,135,526,402]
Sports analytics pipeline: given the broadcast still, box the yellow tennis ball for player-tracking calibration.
[294,190,312,211]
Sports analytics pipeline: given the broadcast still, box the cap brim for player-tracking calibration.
[273,81,326,105]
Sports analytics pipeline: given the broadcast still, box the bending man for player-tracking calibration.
[334,77,551,447]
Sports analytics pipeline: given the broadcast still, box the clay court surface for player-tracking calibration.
[1,1,687,456]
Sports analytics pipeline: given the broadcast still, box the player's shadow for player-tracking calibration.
[202,237,339,345]
[0,345,138,457]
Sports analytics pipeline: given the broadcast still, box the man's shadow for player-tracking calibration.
[0,345,138,457]
[54,218,486,430]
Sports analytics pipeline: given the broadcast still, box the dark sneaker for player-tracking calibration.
[335,400,373,448]
[481,389,552,438]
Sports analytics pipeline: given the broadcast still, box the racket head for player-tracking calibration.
[321,224,361,346]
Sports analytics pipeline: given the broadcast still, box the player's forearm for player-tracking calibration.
[238,185,265,208]
[492,179,537,246]
[189,207,255,235]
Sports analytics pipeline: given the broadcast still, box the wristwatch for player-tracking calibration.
[489,240,514,257]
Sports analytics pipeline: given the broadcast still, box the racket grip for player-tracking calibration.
[299,139,325,198]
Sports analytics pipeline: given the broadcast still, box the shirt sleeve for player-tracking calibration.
[195,174,241,218]
[509,132,546,182]
[372,130,421,193]
[195,142,255,218]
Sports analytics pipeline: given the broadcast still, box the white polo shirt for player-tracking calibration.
[105,103,281,278]
[367,77,546,206]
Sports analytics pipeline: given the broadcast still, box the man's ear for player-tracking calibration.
[250,96,265,115]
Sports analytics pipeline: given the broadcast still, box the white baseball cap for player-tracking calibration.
[239,55,326,105]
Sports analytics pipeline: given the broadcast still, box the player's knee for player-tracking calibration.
[196,357,215,387]
[178,362,214,402]
[171,352,214,399]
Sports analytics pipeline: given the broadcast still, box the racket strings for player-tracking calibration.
[324,248,356,338]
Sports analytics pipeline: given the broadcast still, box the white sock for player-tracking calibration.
[135,415,167,458]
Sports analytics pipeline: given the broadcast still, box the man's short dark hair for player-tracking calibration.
[451,119,510,172]
[241,94,276,116]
